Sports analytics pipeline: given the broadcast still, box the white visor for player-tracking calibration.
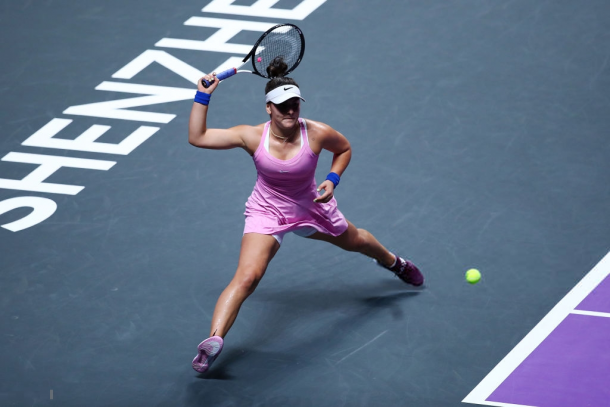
[265,85,305,104]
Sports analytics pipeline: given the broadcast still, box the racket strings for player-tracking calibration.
[254,26,304,78]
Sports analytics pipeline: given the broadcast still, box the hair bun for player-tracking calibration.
[266,57,288,78]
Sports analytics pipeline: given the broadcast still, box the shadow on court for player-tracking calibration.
[183,280,422,404]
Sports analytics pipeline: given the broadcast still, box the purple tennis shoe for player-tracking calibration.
[377,254,424,286]
[192,336,224,373]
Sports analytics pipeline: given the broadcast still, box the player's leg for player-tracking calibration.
[306,221,423,286]
[193,232,280,373]
[210,232,280,338]
[306,220,395,265]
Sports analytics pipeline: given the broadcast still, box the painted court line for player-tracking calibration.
[462,402,535,407]
[335,330,388,365]
[570,309,610,318]
[462,251,610,406]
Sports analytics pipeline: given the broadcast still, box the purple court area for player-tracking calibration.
[576,273,610,313]
[487,274,610,407]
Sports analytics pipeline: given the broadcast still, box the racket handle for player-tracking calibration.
[201,68,238,88]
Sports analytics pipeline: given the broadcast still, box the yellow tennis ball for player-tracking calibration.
[465,268,481,284]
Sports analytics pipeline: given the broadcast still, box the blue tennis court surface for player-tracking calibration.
[1,1,609,406]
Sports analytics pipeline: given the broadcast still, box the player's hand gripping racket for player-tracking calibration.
[201,23,305,88]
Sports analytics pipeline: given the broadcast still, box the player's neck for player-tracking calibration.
[270,122,298,143]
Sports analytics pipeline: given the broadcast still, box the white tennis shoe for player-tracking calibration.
[192,336,224,373]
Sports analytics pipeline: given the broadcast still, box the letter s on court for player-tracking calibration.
[0,197,57,232]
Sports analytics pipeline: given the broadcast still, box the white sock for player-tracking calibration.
[389,254,397,268]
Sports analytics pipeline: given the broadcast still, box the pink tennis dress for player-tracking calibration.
[244,119,348,239]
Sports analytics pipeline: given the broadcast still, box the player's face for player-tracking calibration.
[275,98,301,115]
[267,98,301,127]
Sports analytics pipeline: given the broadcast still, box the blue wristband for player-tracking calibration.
[194,91,211,106]
[326,172,340,188]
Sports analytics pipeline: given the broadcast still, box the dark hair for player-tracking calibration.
[265,57,299,95]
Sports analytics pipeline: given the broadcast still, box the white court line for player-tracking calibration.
[463,402,535,407]
[571,309,610,318]
[462,251,610,407]
[335,330,388,365]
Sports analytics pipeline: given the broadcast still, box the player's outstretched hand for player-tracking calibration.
[197,73,219,94]
[314,180,334,203]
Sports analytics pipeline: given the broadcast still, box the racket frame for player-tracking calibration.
[201,23,305,88]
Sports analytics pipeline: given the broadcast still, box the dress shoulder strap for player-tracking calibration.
[299,118,309,147]
[253,121,270,159]
[263,121,271,153]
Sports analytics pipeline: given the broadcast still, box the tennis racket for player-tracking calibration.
[201,23,305,88]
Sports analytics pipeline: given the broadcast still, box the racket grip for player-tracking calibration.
[201,68,238,88]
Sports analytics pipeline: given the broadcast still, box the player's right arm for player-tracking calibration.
[188,73,250,151]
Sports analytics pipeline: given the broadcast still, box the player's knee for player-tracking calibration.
[236,267,264,294]
[342,228,368,252]
[354,228,372,252]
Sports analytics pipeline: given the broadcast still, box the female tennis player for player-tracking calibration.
[188,59,423,373]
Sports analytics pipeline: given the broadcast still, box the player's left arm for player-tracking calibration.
[313,122,352,203]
